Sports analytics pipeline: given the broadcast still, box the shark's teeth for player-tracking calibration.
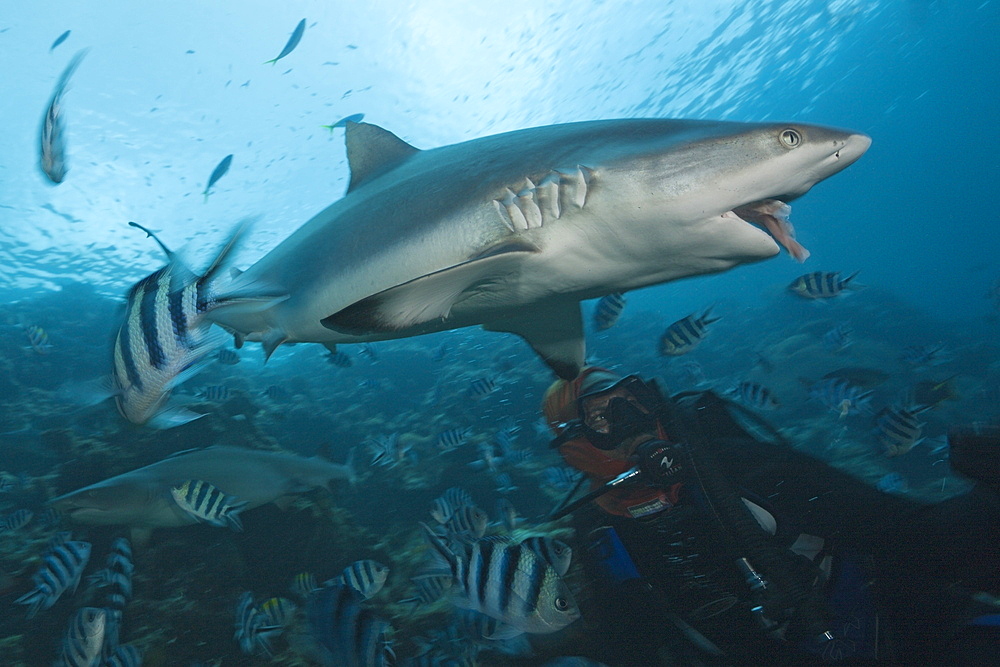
[493,166,593,233]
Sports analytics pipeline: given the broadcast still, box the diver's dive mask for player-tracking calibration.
[576,375,663,450]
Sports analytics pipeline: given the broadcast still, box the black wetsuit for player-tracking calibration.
[569,391,1000,666]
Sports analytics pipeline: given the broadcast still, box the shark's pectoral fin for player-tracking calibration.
[321,242,536,335]
[484,300,585,380]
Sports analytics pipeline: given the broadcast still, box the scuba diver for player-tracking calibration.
[542,367,1000,666]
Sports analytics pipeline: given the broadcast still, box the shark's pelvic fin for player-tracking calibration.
[345,122,420,193]
[483,300,585,380]
[262,329,288,362]
[321,244,535,335]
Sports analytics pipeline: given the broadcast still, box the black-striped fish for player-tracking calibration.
[493,472,517,494]
[198,385,230,402]
[111,221,280,428]
[593,292,626,331]
[40,49,87,184]
[369,433,405,467]
[441,504,488,540]
[496,498,519,532]
[430,487,473,524]
[259,596,298,629]
[469,377,497,398]
[420,524,580,634]
[437,427,472,451]
[264,18,306,64]
[25,324,52,354]
[290,572,319,602]
[326,349,353,367]
[358,342,379,362]
[87,537,134,651]
[105,644,142,667]
[808,378,873,417]
[542,466,581,491]
[520,536,573,577]
[658,308,720,356]
[822,323,853,352]
[202,154,233,201]
[306,583,395,667]
[170,479,247,531]
[15,540,91,618]
[0,508,33,533]
[234,591,282,656]
[875,405,927,457]
[788,271,860,299]
[56,607,106,667]
[330,560,389,600]
[215,348,241,365]
[726,381,780,411]
[400,572,453,608]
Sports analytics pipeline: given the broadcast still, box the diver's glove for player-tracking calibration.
[633,438,686,486]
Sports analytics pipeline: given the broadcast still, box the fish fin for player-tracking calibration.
[262,329,288,362]
[345,123,420,193]
[226,500,248,531]
[483,300,585,380]
[420,522,458,573]
[486,622,525,641]
[148,406,205,429]
[321,243,534,335]
[57,375,117,407]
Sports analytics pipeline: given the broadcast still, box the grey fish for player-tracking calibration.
[659,307,719,356]
[207,119,869,379]
[202,153,233,201]
[15,540,92,618]
[49,446,355,531]
[265,18,306,64]
[40,49,87,184]
[109,221,282,427]
[56,607,106,667]
[50,30,71,51]
[421,524,580,634]
[788,270,860,299]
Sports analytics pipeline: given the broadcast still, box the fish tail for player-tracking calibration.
[420,522,457,573]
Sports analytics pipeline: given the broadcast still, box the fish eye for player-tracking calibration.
[780,129,801,148]
[554,597,570,610]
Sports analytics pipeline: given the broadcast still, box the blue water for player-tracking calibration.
[1,2,998,665]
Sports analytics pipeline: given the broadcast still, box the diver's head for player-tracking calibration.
[577,374,664,450]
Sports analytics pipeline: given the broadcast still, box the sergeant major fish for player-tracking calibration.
[421,523,580,634]
[15,540,91,618]
[659,307,720,356]
[171,479,248,531]
[56,607,106,667]
[206,118,869,379]
[108,221,282,427]
[593,292,626,331]
[788,270,860,299]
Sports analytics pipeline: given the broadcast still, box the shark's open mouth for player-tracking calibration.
[730,198,810,263]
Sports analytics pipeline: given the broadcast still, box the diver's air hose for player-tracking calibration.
[661,395,831,641]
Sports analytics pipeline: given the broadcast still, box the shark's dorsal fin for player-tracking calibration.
[345,122,420,193]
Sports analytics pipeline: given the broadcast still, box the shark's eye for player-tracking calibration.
[780,129,801,148]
